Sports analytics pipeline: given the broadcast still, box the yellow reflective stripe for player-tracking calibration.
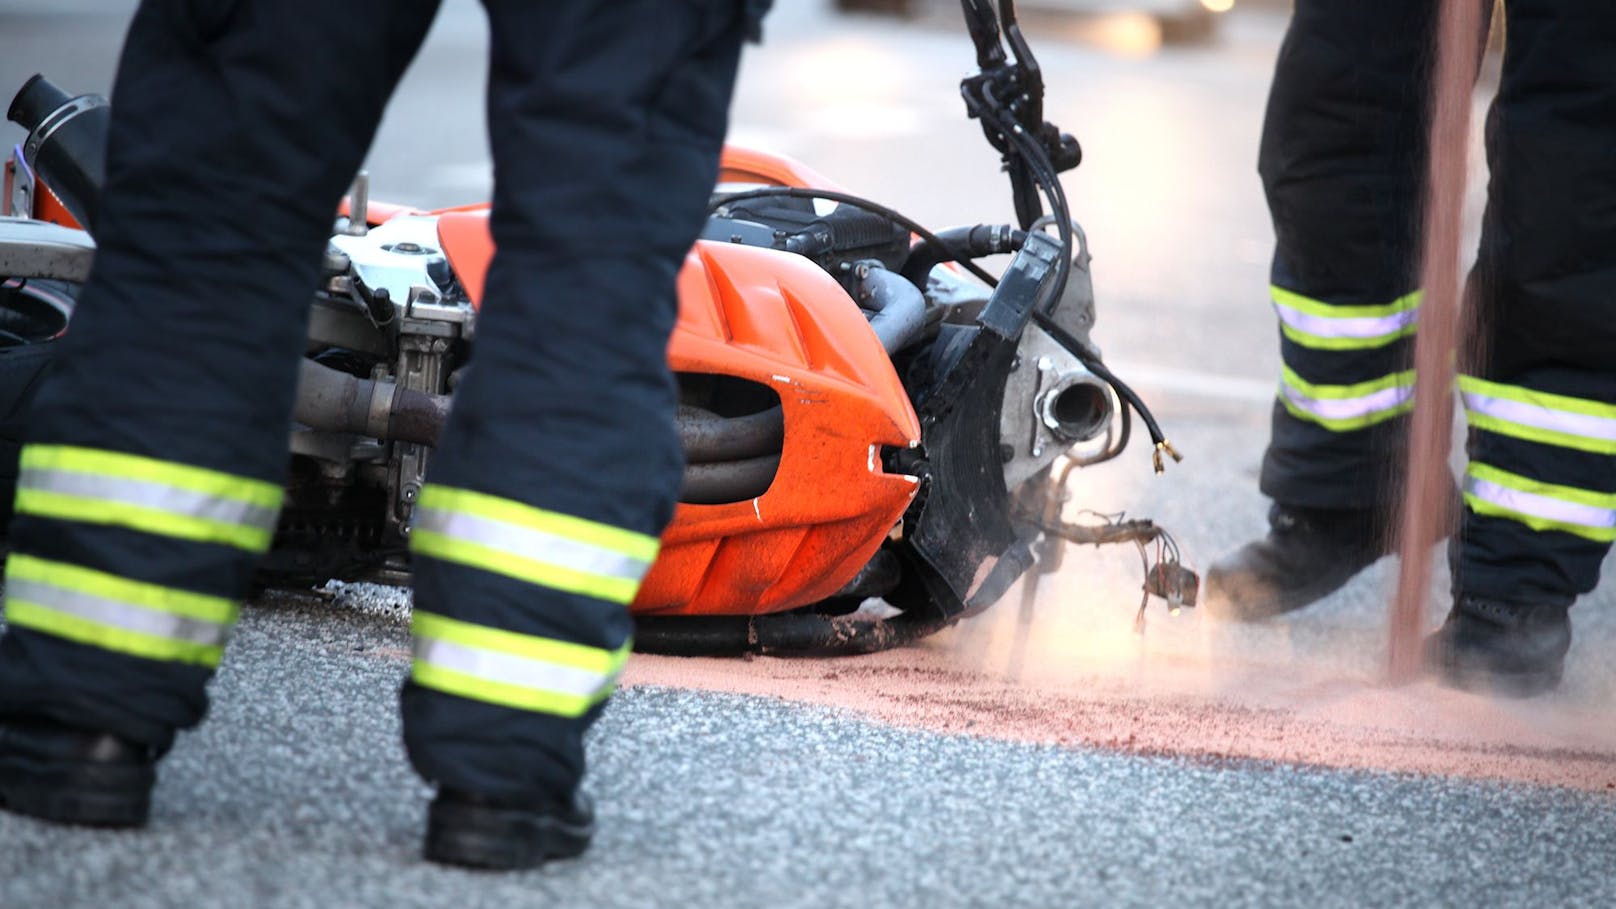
[1462,494,1616,542]
[5,601,224,667]
[416,487,657,562]
[1458,376,1616,420]
[1271,287,1420,351]
[1278,396,1412,432]
[1279,322,1416,351]
[16,445,282,552]
[412,530,641,603]
[13,489,273,552]
[7,553,238,623]
[1278,366,1415,432]
[1459,375,1616,455]
[20,446,282,508]
[1281,366,1413,400]
[1270,286,1421,320]
[411,610,630,675]
[410,661,610,718]
[1463,413,1616,456]
[1468,463,1616,510]
[1465,463,1616,542]
[409,610,630,717]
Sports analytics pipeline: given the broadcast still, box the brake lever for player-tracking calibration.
[960,0,1007,68]
[960,2,1082,175]
[997,0,1044,129]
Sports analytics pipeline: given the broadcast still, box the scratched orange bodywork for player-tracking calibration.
[434,147,922,616]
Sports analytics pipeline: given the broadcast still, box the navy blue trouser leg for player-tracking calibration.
[400,0,757,804]
[1258,1,1616,605]
[1454,3,1616,604]
[1256,0,1442,513]
[0,0,442,747]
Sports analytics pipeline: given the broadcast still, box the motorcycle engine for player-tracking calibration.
[268,214,469,586]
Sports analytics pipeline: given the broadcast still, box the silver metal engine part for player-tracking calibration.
[326,214,455,318]
[303,212,476,553]
[6,159,35,220]
[998,218,1112,492]
[999,324,1115,492]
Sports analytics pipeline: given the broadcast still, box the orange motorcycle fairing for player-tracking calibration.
[716,146,844,193]
[436,211,923,617]
[645,241,921,615]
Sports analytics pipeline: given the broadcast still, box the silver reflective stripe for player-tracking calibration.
[1280,383,1412,423]
[1461,390,1616,444]
[6,577,230,646]
[19,468,280,531]
[412,636,614,699]
[1273,305,1416,341]
[415,506,651,583]
[1464,475,1616,532]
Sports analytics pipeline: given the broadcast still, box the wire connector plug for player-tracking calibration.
[1151,440,1183,474]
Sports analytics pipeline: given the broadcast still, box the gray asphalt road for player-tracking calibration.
[3,594,1614,909]
[3,2,1615,907]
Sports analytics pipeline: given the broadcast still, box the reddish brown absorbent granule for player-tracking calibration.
[622,591,1616,793]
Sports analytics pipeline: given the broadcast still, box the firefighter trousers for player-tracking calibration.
[0,0,761,803]
[1257,0,1616,605]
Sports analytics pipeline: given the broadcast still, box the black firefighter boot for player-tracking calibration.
[1423,595,1571,697]
[424,787,596,870]
[0,717,159,827]
[1204,504,1387,621]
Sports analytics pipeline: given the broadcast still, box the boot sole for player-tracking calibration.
[0,751,153,827]
[424,798,593,871]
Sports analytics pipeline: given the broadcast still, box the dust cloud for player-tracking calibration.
[623,549,1616,793]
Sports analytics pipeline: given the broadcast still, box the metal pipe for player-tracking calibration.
[296,360,781,500]
[1038,375,1113,443]
[852,260,928,355]
[293,359,399,441]
[388,386,452,447]
[294,360,451,448]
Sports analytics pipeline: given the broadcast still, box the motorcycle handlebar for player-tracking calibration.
[959,0,1006,68]
[7,74,72,134]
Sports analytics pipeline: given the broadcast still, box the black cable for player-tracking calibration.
[710,187,1002,287]
[967,81,1074,314]
[1034,311,1181,472]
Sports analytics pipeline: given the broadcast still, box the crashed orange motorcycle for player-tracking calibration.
[0,0,1193,655]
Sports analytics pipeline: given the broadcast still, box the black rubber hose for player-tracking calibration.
[679,453,780,505]
[634,607,954,657]
[853,262,928,354]
[677,404,784,463]
[900,224,1026,288]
